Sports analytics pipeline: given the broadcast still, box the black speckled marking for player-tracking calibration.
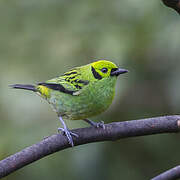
[75,84,82,89]
[64,71,77,76]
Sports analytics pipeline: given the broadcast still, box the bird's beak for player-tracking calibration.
[110,68,128,76]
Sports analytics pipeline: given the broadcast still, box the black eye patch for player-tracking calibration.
[101,68,108,73]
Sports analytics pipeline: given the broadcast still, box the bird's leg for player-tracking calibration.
[83,119,105,129]
[58,116,78,146]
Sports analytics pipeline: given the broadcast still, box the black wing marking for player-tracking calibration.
[38,83,76,95]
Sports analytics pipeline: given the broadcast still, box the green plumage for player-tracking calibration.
[47,75,116,120]
[11,60,128,146]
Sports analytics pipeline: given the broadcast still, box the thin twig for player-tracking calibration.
[161,0,180,14]
[0,115,180,179]
[152,165,180,180]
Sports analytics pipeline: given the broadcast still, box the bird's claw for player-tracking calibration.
[94,121,105,129]
[58,128,78,146]
[58,128,79,137]
[84,119,106,129]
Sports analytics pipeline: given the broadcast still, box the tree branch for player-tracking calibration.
[152,165,180,180]
[161,0,180,14]
[0,115,180,179]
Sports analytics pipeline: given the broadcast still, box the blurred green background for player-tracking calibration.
[0,0,180,179]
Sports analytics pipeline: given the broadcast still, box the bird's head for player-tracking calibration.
[91,60,128,80]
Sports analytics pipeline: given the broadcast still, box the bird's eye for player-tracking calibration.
[101,68,108,73]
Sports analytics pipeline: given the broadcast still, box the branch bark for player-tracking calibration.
[161,0,180,14]
[152,165,180,180]
[0,115,180,179]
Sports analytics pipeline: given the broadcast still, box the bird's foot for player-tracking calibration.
[58,128,78,146]
[92,121,105,129]
[84,119,105,129]
[58,128,78,137]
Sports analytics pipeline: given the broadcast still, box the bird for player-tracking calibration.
[11,60,128,146]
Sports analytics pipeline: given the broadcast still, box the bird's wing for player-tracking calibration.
[38,68,89,96]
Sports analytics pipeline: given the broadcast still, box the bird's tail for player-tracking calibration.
[10,84,37,92]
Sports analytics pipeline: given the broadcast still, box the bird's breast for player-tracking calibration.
[48,78,116,120]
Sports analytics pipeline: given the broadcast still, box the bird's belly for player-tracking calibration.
[48,87,115,120]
